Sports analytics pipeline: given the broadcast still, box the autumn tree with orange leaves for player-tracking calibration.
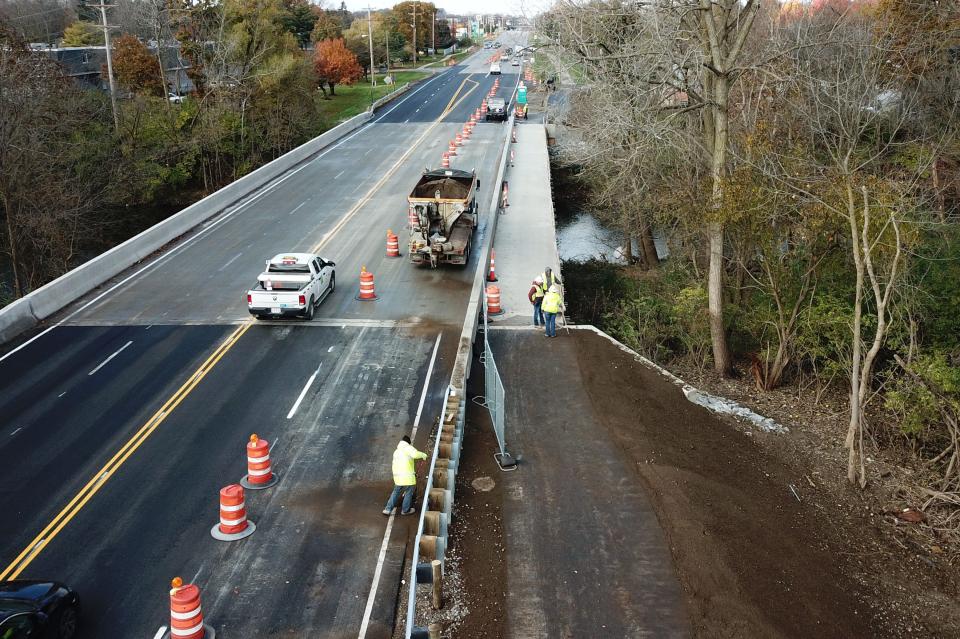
[313,37,362,96]
[111,34,165,96]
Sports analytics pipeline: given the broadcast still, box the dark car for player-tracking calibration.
[0,581,79,639]
[485,97,508,121]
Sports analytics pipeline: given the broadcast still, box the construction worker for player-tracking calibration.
[383,435,427,516]
[528,275,546,326]
[541,266,562,290]
[541,283,563,338]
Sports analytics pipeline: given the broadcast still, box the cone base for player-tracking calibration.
[241,473,279,490]
[163,624,216,639]
[210,520,256,541]
[487,309,505,316]
[355,294,378,301]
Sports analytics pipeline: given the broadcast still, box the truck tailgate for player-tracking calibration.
[249,290,301,310]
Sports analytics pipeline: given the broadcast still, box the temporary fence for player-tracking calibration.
[476,290,513,470]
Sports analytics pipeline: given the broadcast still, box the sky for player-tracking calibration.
[338,0,549,20]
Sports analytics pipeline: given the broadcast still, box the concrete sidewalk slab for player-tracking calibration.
[487,124,561,327]
[490,327,691,638]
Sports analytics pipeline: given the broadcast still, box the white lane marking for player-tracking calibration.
[363,148,372,156]
[286,363,322,419]
[153,626,167,639]
[327,346,334,352]
[334,170,345,180]
[268,436,282,458]
[88,340,133,376]
[404,118,410,123]
[373,69,454,122]
[57,392,66,398]
[357,332,442,639]
[288,202,307,215]
[10,427,22,437]
[415,108,420,113]
[145,325,153,330]
[218,252,243,271]
[410,333,442,441]
[0,63,458,364]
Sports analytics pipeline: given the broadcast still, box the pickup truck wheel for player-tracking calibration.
[305,298,315,320]
[329,273,336,293]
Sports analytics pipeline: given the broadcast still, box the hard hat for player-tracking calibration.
[549,284,560,293]
[534,276,543,284]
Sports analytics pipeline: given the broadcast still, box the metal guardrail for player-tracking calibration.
[404,69,523,638]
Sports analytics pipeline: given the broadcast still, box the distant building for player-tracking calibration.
[31,43,193,94]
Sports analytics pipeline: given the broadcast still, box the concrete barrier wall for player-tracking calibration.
[0,85,456,344]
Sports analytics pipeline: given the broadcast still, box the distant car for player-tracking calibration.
[247,253,336,320]
[511,58,520,66]
[168,92,184,103]
[483,42,492,49]
[505,47,513,55]
[0,580,80,639]
[485,97,507,121]
[494,41,501,48]
[490,63,501,75]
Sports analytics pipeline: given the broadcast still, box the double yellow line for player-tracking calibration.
[311,74,481,254]
[0,323,251,580]
[3,70,487,580]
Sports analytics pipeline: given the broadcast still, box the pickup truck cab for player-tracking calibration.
[247,253,335,320]
[490,63,501,75]
[485,97,507,121]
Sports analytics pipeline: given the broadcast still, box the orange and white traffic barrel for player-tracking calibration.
[461,125,471,139]
[167,577,214,639]
[357,266,377,301]
[448,140,457,156]
[454,133,463,146]
[211,483,255,541]
[240,434,277,490]
[486,285,503,316]
[440,153,450,169]
[386,230,401,258]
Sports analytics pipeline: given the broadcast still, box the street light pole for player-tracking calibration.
[411,1,418,67]
[431,10,435,57]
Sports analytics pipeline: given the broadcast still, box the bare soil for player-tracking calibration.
[444,330,960,638]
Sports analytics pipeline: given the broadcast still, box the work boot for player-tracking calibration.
[401,508,416,516]
[382,507,394,516]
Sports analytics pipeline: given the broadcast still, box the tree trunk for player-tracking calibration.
[623,229,633,264]
[2,191,22,298]
[844,180,865,485]
[329,82,337,95]
[707,75,732,376]
[641,224,659,269]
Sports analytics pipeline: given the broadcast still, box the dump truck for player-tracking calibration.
[407,169,480,267]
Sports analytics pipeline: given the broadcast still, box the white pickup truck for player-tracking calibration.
[247,253,336,320]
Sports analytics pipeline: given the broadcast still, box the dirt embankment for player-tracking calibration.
[447,329,959,638]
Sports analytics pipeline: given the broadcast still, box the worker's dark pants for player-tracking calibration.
[533,299,544,326]
[385,484,415,513]
[544,312,557,337]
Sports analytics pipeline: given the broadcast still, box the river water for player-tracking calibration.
[556,211,669,263]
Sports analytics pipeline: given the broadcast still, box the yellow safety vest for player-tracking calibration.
[392,441,427,486]
[542,290,562,314]
[533,283,545,299]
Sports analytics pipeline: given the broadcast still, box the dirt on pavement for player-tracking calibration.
[445,328,959,638]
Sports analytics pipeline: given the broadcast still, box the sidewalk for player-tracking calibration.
[489,327,691,637]
[488,124,561,326]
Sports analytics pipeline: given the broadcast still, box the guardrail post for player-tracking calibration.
[431,560,443,609]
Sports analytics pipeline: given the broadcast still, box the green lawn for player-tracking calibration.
[315,71,430,126]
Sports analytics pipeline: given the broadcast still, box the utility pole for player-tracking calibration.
[93,1,119,131]
[431,10,435,57]
[366,6,375,87]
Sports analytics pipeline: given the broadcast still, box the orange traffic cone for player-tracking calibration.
[448,140,457,156]
[440,152,450,168]
[211,484,255,541]
[386,230,401,257]
[487,249,498,282]
[169,577,213,639]
[357,266,377,301]
[241,434,277,490]
[486,285,503,316]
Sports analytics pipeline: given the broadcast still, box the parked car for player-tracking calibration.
[0,581,80,639]
[168,92,184,103]
[494,41,501,48]
[247,253,336,320]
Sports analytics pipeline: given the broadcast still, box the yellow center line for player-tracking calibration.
[4,69,486,579]
[312,74,482,254]
[0,322,252,580]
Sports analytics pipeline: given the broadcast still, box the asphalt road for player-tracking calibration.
[0,32,528,638]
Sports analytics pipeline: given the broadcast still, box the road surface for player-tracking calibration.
[0,33,527,638]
